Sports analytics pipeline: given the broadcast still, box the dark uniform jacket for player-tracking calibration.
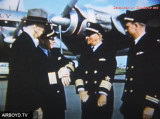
[35,47,74,118]
[5,32,40,112]
[120,33,160,117]
[74,42,117,119]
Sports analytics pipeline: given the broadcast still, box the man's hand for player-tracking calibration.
[58,67,70,78]
[143,107,155,119]
[61,76,71,86]
[33,107,43,119]
[58,67,71,86]
[79,91,89,102]
[98,94,107,107]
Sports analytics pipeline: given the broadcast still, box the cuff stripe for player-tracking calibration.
[75,79,84,87]
[100,80,112,91]
[145,95,159,104]
[65,62,75,72]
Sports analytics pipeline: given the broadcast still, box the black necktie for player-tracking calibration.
[47,50,51,57]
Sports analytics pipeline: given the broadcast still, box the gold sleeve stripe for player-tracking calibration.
[48,72,57,84]
[65,62,75,72]
[145,95,159,104]
[75,79,84,87]
[99,80,112,91]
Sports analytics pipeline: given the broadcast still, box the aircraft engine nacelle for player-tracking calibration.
[50,6,125,36]
[50,7,87,36]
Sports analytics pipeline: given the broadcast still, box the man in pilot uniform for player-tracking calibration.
[74,22,117,119]
[35,24,75,119]
[120,10,160,119]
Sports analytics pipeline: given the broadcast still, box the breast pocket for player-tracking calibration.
[97,58,107,69]
[99,58,106,62]
[135,51,146,69]
[136,51,145,61]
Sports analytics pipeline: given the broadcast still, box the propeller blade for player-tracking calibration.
[61,0,78,17]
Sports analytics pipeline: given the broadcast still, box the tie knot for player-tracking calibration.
[91,46,94,49]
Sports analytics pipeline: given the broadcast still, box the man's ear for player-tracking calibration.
[98,33,102,39]
[134,22,139,28]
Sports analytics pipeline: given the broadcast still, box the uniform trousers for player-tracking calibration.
[42,108,65,119]
[81,94,113,119]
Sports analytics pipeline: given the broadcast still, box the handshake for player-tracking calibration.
[58,67,71,86]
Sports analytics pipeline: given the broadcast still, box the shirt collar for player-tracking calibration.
[92,41,102,52]
[39,46,48,56]
[23,28,39,47]
[134,32,146,45]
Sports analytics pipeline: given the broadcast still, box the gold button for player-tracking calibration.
[130,78,133,81]
[154,95,157,98]
[126,67,129,70]
[58,57,61,60]
[126,78,128,81]
[94,70,97,74]
[131,66,134,69]
[85,71,88,74]
[130,90,133,93]
[94,81,97,84]
[85,81,88,84]
[57,90,60,93]
[124,90,127,92]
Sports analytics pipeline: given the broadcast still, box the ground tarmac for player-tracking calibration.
[65,83,124,119]
[0,81,124,119]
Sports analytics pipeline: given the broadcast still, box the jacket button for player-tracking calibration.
[58,57,61,60]
[95,91,97,94]
[126,67,129,70]
[57,90,60,93]
[85,81,88,84]
[85,71,88,74]
[130,78,133,81]
[94,81,97,84]
[124,90,127,92]
[94,70,97,74]
[131,66,134,69]
[130,90,133,93]
[125,78,128,81]
[154,95,157,98]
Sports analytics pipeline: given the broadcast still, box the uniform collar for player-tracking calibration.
[39,45,49,56]
[92,41,102,52]
[134,32,146,45]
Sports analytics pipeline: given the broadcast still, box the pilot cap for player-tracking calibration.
[124,10,148,24]
[86,22,105,36]
[26,8,48,24]
[40,24,57,40]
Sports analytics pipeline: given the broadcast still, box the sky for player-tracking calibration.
[0,0,160,66]
[0,0,160,15]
